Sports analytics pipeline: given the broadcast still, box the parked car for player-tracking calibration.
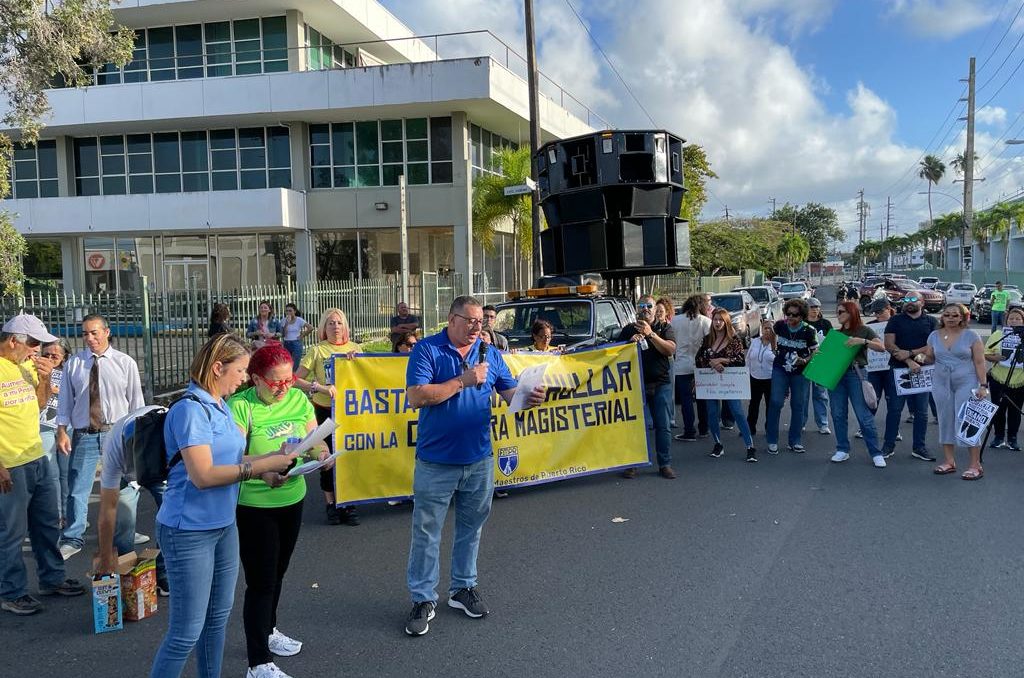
[495,284,635,351]
[779,281,812,301]
[767,280,783,292]
[710,291,761,344]
[970,285,1022,324]
[733,285,783,321]
[944,282,978,305]
[918,276,940,289]
[858,278,943,312]
[934,281,952,294]
[771,276,791,285]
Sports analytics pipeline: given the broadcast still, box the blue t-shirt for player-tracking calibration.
[406,330,517,465]
[884,312,938,368]
[156,381,245,530]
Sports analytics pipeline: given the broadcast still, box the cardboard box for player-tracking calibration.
[117,548,160,622]
[92,573,123,634]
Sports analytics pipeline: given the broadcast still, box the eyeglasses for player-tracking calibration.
[257,374,295,390]
[42,352,61,359]
[785,311,802,318]
[453,313,483,327]
[637,303,654,310]
[400,341,417,349]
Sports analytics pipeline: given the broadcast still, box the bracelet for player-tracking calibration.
[309,381,319,395]
[240,461,253,482]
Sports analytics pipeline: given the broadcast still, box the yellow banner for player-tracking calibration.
[330,343,650,504]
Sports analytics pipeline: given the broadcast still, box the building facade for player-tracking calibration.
[2,0,601,296]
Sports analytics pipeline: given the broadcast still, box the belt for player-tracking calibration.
[77,426,111,434]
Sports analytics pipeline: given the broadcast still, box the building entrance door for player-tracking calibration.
[164,260,210,292]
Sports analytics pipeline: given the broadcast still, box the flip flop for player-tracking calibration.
[933,463,957,475]
[961,467,984,481]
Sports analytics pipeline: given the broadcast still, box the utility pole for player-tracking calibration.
[769,197,776,219]
[723,206,731,222]
[885,196,893,239]
[856,189,867,278]
[525,0,543,283]
[960,56,976,283]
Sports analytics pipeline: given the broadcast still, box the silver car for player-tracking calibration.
[779,281,812,301]
[734,285,783,322]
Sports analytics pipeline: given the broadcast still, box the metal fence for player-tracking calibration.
[2,273,465,399]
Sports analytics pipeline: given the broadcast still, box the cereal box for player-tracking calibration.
[117,548,160,622]
[92,573,123,634]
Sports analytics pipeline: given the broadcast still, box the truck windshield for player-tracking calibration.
[494,301,593,348]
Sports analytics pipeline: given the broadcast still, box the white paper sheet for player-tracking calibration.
[282,417,337,477]
[508,363,549,413]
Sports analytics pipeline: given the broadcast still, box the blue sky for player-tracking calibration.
[382,0,1024,249]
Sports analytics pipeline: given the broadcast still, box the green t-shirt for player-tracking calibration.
[991,289,1011,312]
[839,325,878,366]
[229,386,315,508]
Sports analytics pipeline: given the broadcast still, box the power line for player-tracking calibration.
[977,0,1024,78]
[978,47,1024,109]
[563,0,657,127]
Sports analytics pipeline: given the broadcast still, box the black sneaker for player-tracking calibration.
[882,445,896,459]
[448,587,489,618]
[325,504,342,525]
[1,595,42,615]
[674,432,697,442]
[38,579,85,597]
[788,444,806,454]
[722,423,736,431]
[709,443,724,458]
[990,438,1005,449]
[339,506,360,526]
[1009,440,1022,451]
[745,448,758,463]
[911,448,937,462]
[404,601,436,636]
[698,431,710,438]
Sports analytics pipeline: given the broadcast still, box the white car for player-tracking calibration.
[944,282,977,305]
[779,281,812,301]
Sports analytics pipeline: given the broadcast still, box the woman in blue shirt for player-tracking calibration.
[150,334,297,678]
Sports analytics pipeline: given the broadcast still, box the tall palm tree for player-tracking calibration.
[918,154,946,228]
[951,151,979,177]
[471,146,535,289]
[985,201,1019,280]
[776,232,809,278]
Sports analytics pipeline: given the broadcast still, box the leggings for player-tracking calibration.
[314,405,334,494]
[990,379,1024,441]
[237,501,304,668]
[747,377,772,433]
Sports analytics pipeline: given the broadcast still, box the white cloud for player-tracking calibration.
[976,105,1007,126]
[887,0,998,39]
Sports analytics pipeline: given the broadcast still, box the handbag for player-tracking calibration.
[854,364,877,410]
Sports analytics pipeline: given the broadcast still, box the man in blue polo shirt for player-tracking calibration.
[403,296,544,637]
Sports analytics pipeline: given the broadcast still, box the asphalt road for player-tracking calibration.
[4,290,1022,678]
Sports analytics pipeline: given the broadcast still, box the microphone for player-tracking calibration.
[477,342,489,390]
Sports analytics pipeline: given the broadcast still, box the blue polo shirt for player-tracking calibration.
[407,330,517,465]
[156,381,245,531]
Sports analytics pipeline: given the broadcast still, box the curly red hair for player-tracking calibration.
[248,344,294,378]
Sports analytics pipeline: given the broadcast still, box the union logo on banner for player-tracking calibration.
[497,446,519,477]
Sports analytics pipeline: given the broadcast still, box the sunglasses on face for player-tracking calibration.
[902,296,920,303]
[637,303,654,310]
[401,341,417,349]
[258,374,295,390]
[785,311,802,318]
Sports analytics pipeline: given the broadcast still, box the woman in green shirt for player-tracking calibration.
[984,306,1024,450]
[230,344,330,678]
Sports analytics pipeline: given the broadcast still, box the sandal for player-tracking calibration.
[933,463,957,475]
[961,467,984,481]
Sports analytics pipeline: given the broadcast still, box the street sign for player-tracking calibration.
[503,177,537,196]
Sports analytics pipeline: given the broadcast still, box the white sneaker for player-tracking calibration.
[268,628,302,657]
[767,443,779,455]
[818,426,831,435]
[872,455,887,468]
[830,451,850,463]
[896,432,903,441]
[854,430,863,439]
[134,532,150,545]
[59,544,81,561]
[246,662,292,678]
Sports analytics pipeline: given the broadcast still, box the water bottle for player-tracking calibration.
[638,336,649,351]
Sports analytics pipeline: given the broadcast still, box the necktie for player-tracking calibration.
[89,355,103,430]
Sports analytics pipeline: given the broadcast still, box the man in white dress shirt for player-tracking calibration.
[55,315,144,560]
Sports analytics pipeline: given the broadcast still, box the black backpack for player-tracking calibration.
[124,394,210,487]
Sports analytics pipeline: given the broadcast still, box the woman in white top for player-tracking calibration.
[281,303,314,369]
[671,294,712,441]
[746,320,776,436]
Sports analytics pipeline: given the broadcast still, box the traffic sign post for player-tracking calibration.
[503,177,537,197]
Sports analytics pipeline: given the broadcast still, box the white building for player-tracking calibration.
[2,0,601,295]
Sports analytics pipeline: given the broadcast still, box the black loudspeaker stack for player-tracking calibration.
[535,130,691,278]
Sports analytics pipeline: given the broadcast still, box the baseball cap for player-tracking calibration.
[807,297,822,308]
[2,313,58,343]
[869,298,892,315]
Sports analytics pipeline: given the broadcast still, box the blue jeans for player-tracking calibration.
[0,457,66,600]
[282,340,303,369]
[644,383,673,467]
[151,522,239,678]
[766,366,810,447]
[116,481,169,588]
[62,430,105,548]
[675,374,698,436]
[407,456,493,603]
[39,426,63,523]
[885,374,929,450]
[706,399,754,448]
[992,310,1006,333]
[830,368,882,458]
[809,382,830,429]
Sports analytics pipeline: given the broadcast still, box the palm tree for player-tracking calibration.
[471,146,535,289]
[951,151,979,177]
[776,232,809,278]
[919,154,946,228]
[985,201,1019,280]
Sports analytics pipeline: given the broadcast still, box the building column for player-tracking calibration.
[285,121,315,283]
[286,10,307,72]
[450,111,472,294]
[60,236,84,293]
[55,136,73,196]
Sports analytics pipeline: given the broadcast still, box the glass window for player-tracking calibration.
[430,117,453,161]
[97,63,122,86]
[261,16,288,72]
[234,19,262,75]
[308,27,322,70]
[153,132,180,173]
[37,140,57,178]
[407,163,429,185]
[180,131,209,172]
[148,27,175,81]
[123,30,148,83]
[381,119,403,142]
[310,124,329,146]
[266,126,290,170]
[258,233,295,285]
[332,123,354,166]
[175,24,203,79]
[238,127,266,171]
[311,167,332,188]
[240,170,266,190]
[332,166,354,187]
[355,121,378,165]
[204,21,232,77]
[431,161,453,183]
[356,165,379,187]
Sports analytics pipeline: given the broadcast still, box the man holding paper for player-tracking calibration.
[403,296,545,637]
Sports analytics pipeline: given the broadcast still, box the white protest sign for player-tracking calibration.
[867,323,890,372]
[696,366,751,400]
[956,397,999,447]
[893,365,935,395]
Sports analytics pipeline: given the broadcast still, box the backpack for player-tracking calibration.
[123,394,210,487]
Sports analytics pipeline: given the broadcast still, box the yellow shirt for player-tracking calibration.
[299,341,361,408]
[986,330,1024,388]
[0,358,44,469]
